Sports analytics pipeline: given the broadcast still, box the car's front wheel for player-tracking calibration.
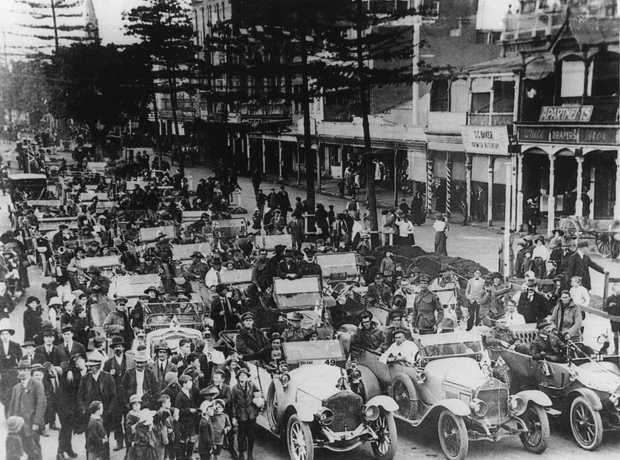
[287,414,314,460]
[370,408,398,460]
[519,403,550,454]
[437,410,468,460]
[391,373,418,420]
[570,396,603,451]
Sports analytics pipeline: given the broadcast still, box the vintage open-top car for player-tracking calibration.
[218,327,399,460]
[488,323,620,451]
[357,330,552,460]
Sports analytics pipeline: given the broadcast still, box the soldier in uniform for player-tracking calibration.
[412,274,443,335]
[235,312,269,359]
[281,312,307,342]
[366,273,393,310]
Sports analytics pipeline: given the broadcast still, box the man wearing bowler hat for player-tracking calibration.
[34,328,61,366]
[9,357,46,460]
[103,335,135,451]
[210,284,239,338]
[517,279,550,324]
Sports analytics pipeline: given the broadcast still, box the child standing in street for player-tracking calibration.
[86,401,110,460]
[197,400,215,460]
[211,399,231,460]
[6,416,25,460]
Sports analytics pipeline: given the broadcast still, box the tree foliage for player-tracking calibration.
[45,42,152,147]
[1,59,49,126]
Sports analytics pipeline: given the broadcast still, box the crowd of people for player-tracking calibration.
[0,139,617,460]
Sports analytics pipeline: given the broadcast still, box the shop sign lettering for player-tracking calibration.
[460,126,509,155]
[539,106,593,122]
[517,126,618,145]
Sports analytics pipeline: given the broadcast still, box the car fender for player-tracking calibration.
[431,399,470,417]
[366,395,399,413]
[290,404,316,423]
[515,390,552,408]
[570,388,603,411]
[358,365,381,399]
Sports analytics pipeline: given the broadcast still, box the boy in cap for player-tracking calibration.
[197,400,215,460]
[211,399,232,460]
[175,374,199,460]
[231,368,262,460]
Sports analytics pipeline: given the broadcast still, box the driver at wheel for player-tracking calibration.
[235,312,269,359]
[379,328,418,365]
[531,319,567,362]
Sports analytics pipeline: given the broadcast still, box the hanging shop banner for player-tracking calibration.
[460,125,510,155]
[517,125,619,145]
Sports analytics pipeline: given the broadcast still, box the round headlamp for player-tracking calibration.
[510,395,525,414]
[364,405,380,421]
[317,407,334,426]
[470,398,488,417]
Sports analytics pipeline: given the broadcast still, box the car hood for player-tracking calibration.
[576,362,620,394]
[290,365,347,400]
[425,357,488,390]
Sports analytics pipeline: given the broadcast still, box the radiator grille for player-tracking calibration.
[477,388,509,422]
[323,391,364,432]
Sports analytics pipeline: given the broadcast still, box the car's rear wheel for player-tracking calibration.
[391,373,418,420]
[570,396,603,451]
[370,408,398,460]
[519,403,550,454]
[437,410,468,460]
[287,414,314,460]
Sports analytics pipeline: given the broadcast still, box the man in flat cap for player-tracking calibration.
[235,312,269,359]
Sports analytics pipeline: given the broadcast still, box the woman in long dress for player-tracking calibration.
[433,214,448,256]
[410,191,425,225]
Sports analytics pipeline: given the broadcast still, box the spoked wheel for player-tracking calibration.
[595,233,613,258]
[370,408,398,460]
[570,396,603,451]
[287,414,314,460]
[519,404,550,454]
[391,373,418,420]
[437,410,468,460]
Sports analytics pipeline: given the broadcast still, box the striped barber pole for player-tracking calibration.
[446,161,452,218]
[426,158,434,214]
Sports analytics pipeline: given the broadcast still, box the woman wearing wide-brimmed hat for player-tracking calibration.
[0,318,23,418]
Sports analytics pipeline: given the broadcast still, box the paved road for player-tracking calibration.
[0,146,619,460]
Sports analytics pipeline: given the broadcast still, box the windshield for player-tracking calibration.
[144,302,204,314]
[315,252,359,280]
[418,331,483,358]
[273,276,322,310]
[283,339,345,365]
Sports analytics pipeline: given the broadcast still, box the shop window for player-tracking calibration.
[591,52,619,96]
[430,80,449,112]
[492,80,515,113]
[471,93,490,113]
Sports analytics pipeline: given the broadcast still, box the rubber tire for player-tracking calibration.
[370,408,398,460]
[437,410,468,460]
[287,414,314,460]
[569,396,604,451]
[266,379,285,432]
[519,403,550,454]
[391,373,418,420]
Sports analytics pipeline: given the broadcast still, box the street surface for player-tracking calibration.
[0,145,618,460]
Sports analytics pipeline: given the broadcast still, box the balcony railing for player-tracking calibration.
[161,98,195,111]
[468,113,515,126]
[501,11,566,42]
[239,103,290,117]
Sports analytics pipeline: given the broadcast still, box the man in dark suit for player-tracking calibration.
[9,358,46,460]
[0,318,23,418]
[149,340,178,387]
[517,280,550,324]
[77,353,116,434]
[176,374,199,460]
[275,185,291,221]
[121,349,160,411]
[55,324,87,366]
[566,241,608,291]
[103,336,135,451]
[276,249,302,280]
[34,329,61,366]
[210,284,240,337]
[235,312,269,359]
